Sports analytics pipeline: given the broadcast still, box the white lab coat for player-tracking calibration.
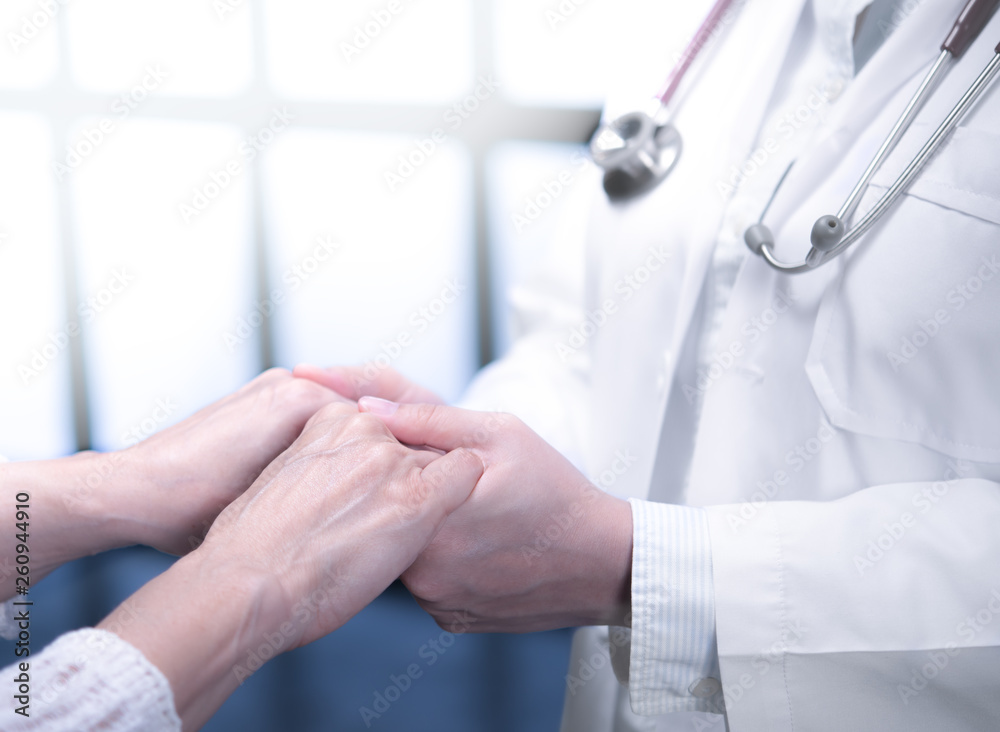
[460,0,1000,729]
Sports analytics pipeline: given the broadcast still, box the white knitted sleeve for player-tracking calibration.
[1,628,181,731]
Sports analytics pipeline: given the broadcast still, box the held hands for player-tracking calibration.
[195,401,484,649]
[103,401,483,729]
[360,399,634,632]
[296,365,634,633]
[116,367,346,555]
[0,368,342,600]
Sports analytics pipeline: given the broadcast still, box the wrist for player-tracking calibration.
[0,453,141,598]
[581,493,633,627]
[96,444,214,554]
[102,546,284,729]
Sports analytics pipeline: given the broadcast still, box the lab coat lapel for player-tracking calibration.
[586,0,809,501]
[766,0,968,230]
[682,0,978,506]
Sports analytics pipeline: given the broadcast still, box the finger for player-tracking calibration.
[293,364,444,405]
[358,399,507,452]
[419,447,484,517]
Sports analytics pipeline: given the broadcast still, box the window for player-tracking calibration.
[0,0,691,458]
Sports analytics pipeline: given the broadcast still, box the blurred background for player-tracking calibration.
[0,0,687,728]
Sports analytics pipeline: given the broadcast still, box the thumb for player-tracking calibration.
[358,398,507,452]
[419,447,484,517]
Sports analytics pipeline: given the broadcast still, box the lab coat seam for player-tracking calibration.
[867,181,1000,224]
[806,267,998,460]
[770,503,797,732]
[630,498,650,708]
[808,362,998,456]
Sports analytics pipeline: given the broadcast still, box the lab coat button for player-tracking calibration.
[688,677,722,698]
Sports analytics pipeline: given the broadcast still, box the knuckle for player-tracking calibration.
[311,401,354,425]
[405,570,449,606]
[367,439,399,465]
[260,366,292,382]
[388,468,433,519]
[282,375,326,403]
[350,411,390,437]
[470,410,518,446]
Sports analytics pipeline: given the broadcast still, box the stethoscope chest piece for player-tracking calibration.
[590,112,683,201]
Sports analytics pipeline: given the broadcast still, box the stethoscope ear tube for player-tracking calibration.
[753,48,1000,273]
[943,0,1000,57]
[750,0,1000,274]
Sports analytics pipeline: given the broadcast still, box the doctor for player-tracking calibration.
[300,0,1000,729]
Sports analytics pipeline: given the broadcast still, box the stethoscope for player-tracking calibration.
[590,0,1000,274]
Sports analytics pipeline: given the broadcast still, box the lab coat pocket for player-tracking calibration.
[805,125,1000,463]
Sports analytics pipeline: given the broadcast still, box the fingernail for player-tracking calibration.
[359,396,399,416]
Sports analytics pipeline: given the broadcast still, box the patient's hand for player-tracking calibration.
[0,368,340,600]
[100,401,483,730]
[118,367,344,555]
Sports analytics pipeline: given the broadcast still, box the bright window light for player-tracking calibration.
[486,141,590,357]
[262,0,475,104]
[0,113,75,460]
[65,0,253,97]
[492,0,704,108]
[0,1,59,89]
[261,128,477,403]
[70,118,258,451]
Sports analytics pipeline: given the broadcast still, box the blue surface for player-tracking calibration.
[1,547,572,731]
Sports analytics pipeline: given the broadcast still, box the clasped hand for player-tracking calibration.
[295,364,634,634]
[3,364,632,729]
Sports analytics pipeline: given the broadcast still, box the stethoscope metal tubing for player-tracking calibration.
[837,49,953,226]
[760,49,1000,273]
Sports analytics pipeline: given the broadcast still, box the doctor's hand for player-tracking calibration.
[358,397,634,633]
[293,363,445,405]
[100,401,484,730]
